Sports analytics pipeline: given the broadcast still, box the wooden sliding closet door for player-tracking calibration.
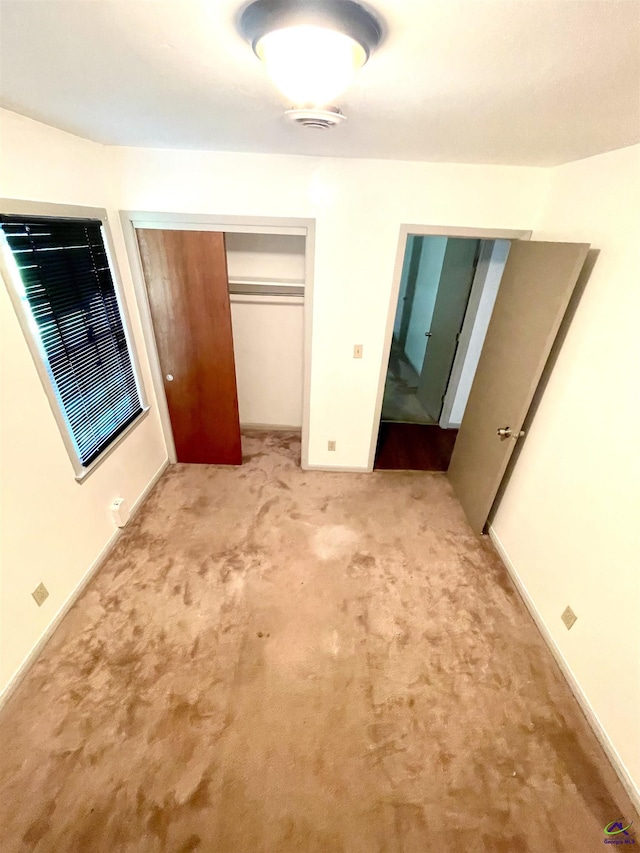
[136,229,242,465]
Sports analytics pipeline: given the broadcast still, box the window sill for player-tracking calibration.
[74,406,151,483]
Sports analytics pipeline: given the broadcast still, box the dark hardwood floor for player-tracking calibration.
[374,422,458,471]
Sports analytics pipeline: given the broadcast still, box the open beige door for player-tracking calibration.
[448,241,589,534]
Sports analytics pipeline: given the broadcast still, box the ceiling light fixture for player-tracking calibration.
[239,0,382,125]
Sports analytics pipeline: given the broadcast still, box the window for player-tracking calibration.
[0,212,145,477]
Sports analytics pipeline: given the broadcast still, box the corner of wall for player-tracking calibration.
[488,525,640,811]
[491,142,640,802]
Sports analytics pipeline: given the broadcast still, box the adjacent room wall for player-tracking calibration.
[492,144,640,799]
[416,237,481,420]
[0,110,168,693]
[404,236,448,373]
[443,239,511,427]
[111,144,548,468]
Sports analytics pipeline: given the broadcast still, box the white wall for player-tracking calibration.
[225,232,305,283]
[0,110,167,693]
[404,236,448,373]
[444,239,510,427]
[111,144,548,468]
[231,299,304,427]
[492,144,640,799]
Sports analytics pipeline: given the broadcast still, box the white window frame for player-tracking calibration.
[0,199,149,481]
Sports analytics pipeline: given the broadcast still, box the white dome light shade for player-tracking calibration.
[256,25,367,106]
[239,1,382,112]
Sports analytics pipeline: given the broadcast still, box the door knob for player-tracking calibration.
[425,331,432,338]
[497,427,526,440]
[166,374,174,382]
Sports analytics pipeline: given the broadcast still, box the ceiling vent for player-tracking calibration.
[284,106,347,129]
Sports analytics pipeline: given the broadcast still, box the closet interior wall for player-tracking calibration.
[225,233,306,429]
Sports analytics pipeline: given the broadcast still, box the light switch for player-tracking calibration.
[353,344,363,359]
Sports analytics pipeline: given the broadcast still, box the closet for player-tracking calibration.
[134,223,307,466]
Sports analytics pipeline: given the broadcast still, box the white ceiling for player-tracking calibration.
[0,0,638,166]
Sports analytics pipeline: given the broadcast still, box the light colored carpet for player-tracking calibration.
[0,430,635,852]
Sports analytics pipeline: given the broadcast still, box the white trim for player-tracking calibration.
[123,210,306,236]
[119,214,178,463]
[0,199,107,221]
[401,224,532,240]
[74,407,150,482]
[367,224,532,471]
[488,525,640,812]
[0,458,170,709]
[119,211,315,470]
[300,223,314,470]
[130,222,306,236]
[302,464,371,473]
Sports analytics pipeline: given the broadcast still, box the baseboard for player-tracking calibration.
[302,463,372,473]
[488,525,640,812]
[0,458,170,709]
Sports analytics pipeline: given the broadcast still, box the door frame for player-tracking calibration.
[367,224,532,470]
[119,211,316,467]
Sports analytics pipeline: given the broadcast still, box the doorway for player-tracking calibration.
[376,235,509,471]
[371,225,589,534]
[120,212,315,468]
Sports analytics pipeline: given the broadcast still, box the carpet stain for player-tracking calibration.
[0,430,635,852]
[312,524,361,560]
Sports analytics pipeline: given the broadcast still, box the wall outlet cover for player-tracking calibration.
[32,582,49,607]
[561,606,577,630]
[328,440,336,451]
[111,497,130,528]
[353,344,363,359]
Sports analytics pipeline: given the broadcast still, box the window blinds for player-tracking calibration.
[0,215,142,466]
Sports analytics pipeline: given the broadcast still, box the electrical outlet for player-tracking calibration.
[32,582,49,607]
[353,344,363,359]
[561,606,577,630]
[328,440,336,451]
